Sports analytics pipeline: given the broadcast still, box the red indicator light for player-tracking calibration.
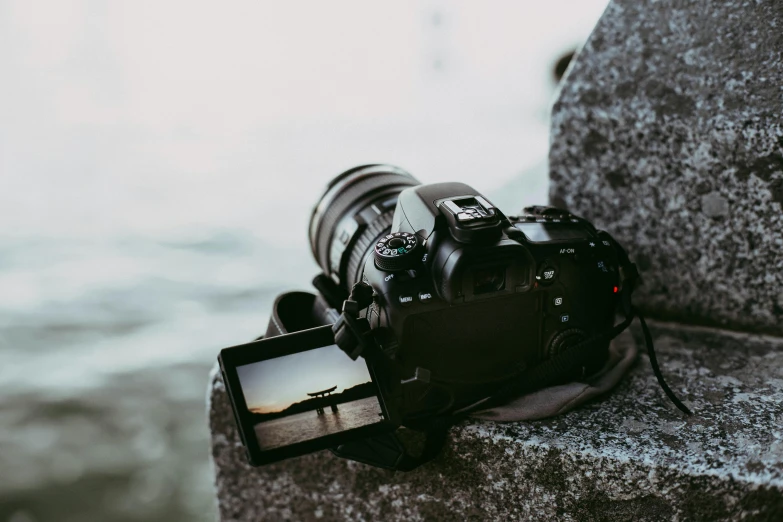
[613,286,619,293]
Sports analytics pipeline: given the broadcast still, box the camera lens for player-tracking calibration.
[309,165,420,290]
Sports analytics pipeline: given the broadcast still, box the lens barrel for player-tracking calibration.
[309,165,420,290]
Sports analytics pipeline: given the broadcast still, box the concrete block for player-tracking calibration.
[208,322,783,521]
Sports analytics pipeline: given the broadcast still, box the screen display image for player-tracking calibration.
[514,222,589,243]
[235,344,383,451]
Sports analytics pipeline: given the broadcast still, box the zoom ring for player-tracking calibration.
[345,210,395,288]
[315,172,418,272]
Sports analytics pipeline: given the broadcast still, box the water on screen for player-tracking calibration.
[255,398,383,451]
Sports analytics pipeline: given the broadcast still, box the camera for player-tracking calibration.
[309,164,621,419]
[219,164,688,470]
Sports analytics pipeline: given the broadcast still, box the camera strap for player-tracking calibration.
[262,291,337,339]
[605,233,692,416]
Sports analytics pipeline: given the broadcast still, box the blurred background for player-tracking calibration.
[0,1,608,520]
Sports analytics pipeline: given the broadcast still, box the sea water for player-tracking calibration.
[254,397,383,451]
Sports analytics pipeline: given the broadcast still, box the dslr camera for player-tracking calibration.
[219,164,681,470]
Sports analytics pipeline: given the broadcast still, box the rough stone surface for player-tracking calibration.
[209,321,783,521]
[549,0,783,335]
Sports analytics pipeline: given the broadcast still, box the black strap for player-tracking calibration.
[332,283,408,374]
[637,310,692,415]
[263,291,337,338]
[604,232,692,415]
[331,282,377,360]
[312,273,348,310]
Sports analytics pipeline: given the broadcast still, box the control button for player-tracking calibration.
[547,328,587,358]
[536,263,558,285]
[560,314,570,323]
[553,296,564,307]
[399,295,414,306]
[418,291,433,303]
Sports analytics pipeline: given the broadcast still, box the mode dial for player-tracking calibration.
[374,232,420,271]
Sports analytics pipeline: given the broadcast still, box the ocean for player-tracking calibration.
[0,2,606,520]
[254,397,383,451]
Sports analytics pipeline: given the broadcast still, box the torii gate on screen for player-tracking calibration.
[307,386,339,415]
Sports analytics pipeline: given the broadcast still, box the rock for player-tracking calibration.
[208,1,783,518]
[701,192,730,218]
[208,322,783,521]
[549,0,783,335]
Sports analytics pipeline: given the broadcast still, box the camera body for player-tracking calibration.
[359,182,621,418]
[221,165,686,470]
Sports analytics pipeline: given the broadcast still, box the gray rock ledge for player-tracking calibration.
[208,321,783,521]
[549,0,783,335]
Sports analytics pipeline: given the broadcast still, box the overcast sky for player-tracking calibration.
[0,0,609,383]
[0,0,608,242]
[236,344,373,413]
